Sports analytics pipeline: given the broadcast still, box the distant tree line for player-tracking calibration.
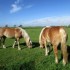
[4,24,70,28]
[4,24,23,27]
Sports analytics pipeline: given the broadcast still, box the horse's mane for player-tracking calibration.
[16,27,30,39]
[39,27,46,43]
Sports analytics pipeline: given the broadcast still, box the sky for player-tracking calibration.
[0,0,70,27]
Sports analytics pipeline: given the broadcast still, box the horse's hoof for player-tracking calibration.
[3,47,6,49]
[28,46,32,49]
[45,53,48,56]
[55,60,58,64]
[18,48,21,50]
[12,47,14,48]
[63,59,66,66]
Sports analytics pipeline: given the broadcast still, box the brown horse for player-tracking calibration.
[0,27,32,50]
[39,26,68,66]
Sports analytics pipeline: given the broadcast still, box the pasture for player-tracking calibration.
[0,27,70,70]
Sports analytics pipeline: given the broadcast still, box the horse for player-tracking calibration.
[0,27,32,50]
[39,26,68,66]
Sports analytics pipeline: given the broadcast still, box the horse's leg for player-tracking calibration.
[61,43,68,66]
[39,38,45,48]
[12,39,17,48]
[17,38,21,50]
[2,36,6,48]
[47,43,51,53]
[53,44,58,64]
[44,41,49,56]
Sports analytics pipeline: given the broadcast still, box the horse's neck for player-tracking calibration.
[17,27,30,41]
[23,31,28,38]
[21,29,29,39]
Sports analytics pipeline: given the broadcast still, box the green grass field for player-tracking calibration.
[0,27,70,70]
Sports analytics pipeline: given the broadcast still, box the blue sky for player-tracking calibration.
[0,0,70,26]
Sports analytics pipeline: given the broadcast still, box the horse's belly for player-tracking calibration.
[4,33,14,38]
[5,35,14,38]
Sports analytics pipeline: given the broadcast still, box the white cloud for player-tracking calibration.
[22,16,70,26]
[10,0,22,13]
[10,4,22,13]
[10,0,33,13]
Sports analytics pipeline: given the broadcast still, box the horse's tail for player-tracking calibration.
[17,27,32,48]
[39,26,51,48]
[39,27,46,48]
[60,28,68,65]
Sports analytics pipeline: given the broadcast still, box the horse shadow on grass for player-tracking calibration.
[6,42,27,49]
[32,42,39,48]
[67,45,70,62]
[5,42,40,49]
[20,42,40,49]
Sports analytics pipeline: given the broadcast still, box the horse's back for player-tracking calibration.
[3,28,15,38]
[0,27,22,38]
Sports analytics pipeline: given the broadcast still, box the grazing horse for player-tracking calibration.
[39,26,68,65]
[0,27,32,50]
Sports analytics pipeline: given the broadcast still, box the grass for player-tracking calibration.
[0,27,70,70]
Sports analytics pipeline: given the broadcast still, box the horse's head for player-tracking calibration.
[26,38,32,48]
